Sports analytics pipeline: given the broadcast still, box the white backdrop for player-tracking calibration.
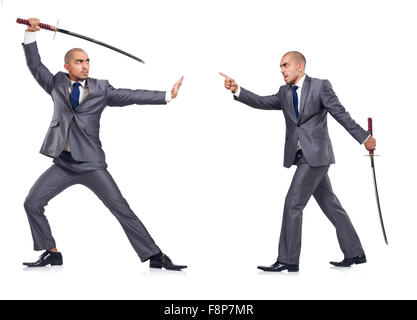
[0,0,415,299]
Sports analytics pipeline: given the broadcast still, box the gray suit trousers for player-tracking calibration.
[278,155,364,265]
[24,164,161,262]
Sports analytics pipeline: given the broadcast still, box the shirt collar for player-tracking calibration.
[293,74,306,88]
[71,79,87,88]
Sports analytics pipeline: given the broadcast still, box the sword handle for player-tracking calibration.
[368,117,374,156]
[16,18,56,32]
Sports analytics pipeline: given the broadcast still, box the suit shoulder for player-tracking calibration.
[308,77,332,93]
[53,71,71,83]
[87,78,109,88]
[309,77,331,86]
[89,77,108,84]
[278,84,290,93]
[92,78,109,86]
[308,77,327,83]
[56,71,68,78]
[87,77,110,92]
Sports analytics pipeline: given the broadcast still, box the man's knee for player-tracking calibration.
[285,193,305,212]
[23,193,45,214]
[105,196,135,216]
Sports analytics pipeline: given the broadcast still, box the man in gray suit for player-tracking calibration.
[22,18,186,270]
[220,51,376,272]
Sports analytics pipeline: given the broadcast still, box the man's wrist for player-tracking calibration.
[233,85,241,97]
[24,31,37,44]
[362,134,372,144]
[165,90,171,103]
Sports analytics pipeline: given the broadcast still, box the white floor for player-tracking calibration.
[1,254,412,300]
[1,227,414,300]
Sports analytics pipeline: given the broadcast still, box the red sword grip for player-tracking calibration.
[368,117,374,155]
[16,18,56,32]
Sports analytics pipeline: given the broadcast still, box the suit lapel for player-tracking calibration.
[76,78,94,110]
[298,75,311,122]
[57,74,73,112]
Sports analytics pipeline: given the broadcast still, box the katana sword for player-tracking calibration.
[367,117,388,245]
[16,18,145,64]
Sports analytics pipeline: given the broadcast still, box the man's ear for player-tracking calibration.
[64,64,70,72]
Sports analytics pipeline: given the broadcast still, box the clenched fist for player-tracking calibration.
[26,18,40,32]
[365,136,376,152]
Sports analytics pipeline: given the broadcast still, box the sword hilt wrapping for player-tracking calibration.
[16,18,56,32]
[368,117,374,155]
[368,117,373,135]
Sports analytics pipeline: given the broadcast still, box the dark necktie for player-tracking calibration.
[292,85,299,119]
[70,82,81,110]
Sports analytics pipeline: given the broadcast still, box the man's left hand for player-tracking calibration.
[365,136,376,152]
[171,76,184,99]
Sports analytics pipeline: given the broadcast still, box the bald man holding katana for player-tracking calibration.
[22,18,186,271]
[220,51,376,272]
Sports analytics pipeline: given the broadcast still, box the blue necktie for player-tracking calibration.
[70,82,81,110]
[292,85,299,119]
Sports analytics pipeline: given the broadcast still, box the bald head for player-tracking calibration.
[63,48,90,82]
[283,51,306,70]
[64,48,86,64]
[280,51,306,85]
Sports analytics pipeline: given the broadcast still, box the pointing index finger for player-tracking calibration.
[219,72,230,80]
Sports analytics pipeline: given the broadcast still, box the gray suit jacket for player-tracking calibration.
[23,41,166,164]
[235,76,369,167]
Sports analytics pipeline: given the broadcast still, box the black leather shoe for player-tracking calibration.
[149,253,187,271]
[23,250,63,267]
[258,260,299,272]
[330,254,367,267]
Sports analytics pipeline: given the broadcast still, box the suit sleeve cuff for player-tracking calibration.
[362,134,372,144]
[165,90,171,103]
[234,86,241,98]
[24,31,37,44]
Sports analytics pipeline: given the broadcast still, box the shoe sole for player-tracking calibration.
[23,260,63,267]
[330,259,367,267]
[258,267,299,272]
[330,261,353,267]
[23,263,63,267]
[150,263,186,271]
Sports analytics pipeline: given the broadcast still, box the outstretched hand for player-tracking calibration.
[219,72,238,94]
[171,76,184,99]
[26,18,40,32]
